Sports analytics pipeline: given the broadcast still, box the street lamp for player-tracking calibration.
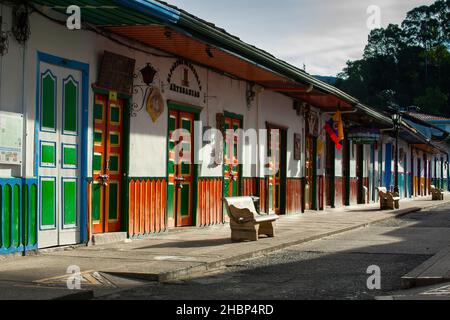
[391,112,402,194]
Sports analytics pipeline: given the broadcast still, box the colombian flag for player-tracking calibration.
[324,111,344,150]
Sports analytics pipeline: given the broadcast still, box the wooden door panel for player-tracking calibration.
[224,117,242,198]
[177,112,194,227]
[106,99,123,232]
[91,94,123,234]
[167,110,195,227]
[167,110,178,228]
[38,63,82,248]
[305,136,313,210]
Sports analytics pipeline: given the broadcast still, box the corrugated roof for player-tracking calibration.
[408,112,450,122]
[32,0,173,26]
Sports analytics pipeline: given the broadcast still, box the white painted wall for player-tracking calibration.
[258,90,303,178]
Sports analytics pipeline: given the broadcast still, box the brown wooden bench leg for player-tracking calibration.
[258,221,275,237]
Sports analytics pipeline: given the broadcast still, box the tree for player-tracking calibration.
[413,87,448,115]
[363,24,405,63]
[336,0,450,116]
[401,2,448,49]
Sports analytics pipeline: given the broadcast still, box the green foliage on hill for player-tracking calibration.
[336,0,450,115]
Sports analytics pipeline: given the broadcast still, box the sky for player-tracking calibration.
[164,0,436,76]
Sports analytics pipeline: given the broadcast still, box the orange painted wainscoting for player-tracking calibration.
[128,178,167,237]
[197,178,223,226]
[363,177,370,204]
[334,177,343,208]
[349,177,358,206]
[242,177,267,213]
[243,178,257,197]
[286,178,302,214]
[242,177,302,215]
[318,175,325,210]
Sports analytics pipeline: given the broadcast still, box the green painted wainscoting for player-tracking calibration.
[0,178,38,255]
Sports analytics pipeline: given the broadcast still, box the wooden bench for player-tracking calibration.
[376,187,400,210]
[430,185,444,200]
[223,196,279,242]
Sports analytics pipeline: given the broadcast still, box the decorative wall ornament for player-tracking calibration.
[307,111,319,137]
[130,62,164,117]
[246,83,256,109]
[213,113,225,168]
[294,133,301,160]
[216,113,225,138]
[145,87,165,123]
[167,59,202,98]
[0,23,8,56]
[12,4,30,45]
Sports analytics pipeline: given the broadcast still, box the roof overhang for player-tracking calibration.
[104,24,355,111]
[412,143,446,155]
[30,0,360,111]
[30,0,380,114]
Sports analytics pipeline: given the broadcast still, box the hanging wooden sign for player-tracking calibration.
[294,133,301,160]
[97,51,136,94]
[146,87,165,122]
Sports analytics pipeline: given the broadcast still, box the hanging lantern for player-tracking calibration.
[140,63,157,86]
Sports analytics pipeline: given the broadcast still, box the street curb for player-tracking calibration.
[401,246,450,289]
[157,206,422,282]
[52,290,95,300]
[105,203,444,283]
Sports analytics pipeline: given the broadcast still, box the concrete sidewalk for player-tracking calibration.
[0,195,449,299]
[402,245,450,288]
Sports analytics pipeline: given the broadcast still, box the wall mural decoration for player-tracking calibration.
[167,59,202,98]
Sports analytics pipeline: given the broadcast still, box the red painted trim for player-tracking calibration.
[128,180,135,236]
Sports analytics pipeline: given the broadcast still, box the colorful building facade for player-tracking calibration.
[0,0,448,255]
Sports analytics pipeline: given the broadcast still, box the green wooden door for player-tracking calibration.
[92,93,124,234]
[223,117,242,198]
[305,136,314,210]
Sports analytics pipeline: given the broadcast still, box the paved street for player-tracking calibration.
[99,202,450,300]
